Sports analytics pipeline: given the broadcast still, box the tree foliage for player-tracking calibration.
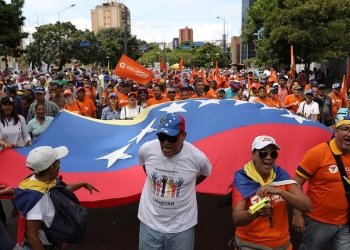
[243,0,350,68]
[0,0,28,58]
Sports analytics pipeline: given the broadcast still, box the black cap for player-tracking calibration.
[0,97,14,105]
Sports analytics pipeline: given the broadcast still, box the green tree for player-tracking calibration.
[96,28,146,68]
[243,0,350,69]
[0,0,28,70]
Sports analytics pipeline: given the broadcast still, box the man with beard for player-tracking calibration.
[63,89,87,116]
[49,82,65,110]
[147,84,171,107]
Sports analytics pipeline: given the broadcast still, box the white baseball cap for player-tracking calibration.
[251,135,281,151]
[26,146,68,173]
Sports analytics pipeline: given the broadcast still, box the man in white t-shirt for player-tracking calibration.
[138,113,212,250]
[297,89,320,121]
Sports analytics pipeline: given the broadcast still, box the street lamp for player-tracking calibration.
[58,4,75,71]
[217,16,228,64]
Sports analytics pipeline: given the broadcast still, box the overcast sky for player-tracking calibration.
[6,0,242,43]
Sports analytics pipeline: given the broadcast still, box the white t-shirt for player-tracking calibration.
[120,105,143,120]
[26,176,55,245]
[297,100,320,120]
[138,140,212,233]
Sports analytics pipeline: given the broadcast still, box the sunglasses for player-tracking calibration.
[157,133,181,143]
[168,91,176,94]
[258,150,278,159]
[139,91,147,94]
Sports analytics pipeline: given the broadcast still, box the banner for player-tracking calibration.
[114,54,153,84]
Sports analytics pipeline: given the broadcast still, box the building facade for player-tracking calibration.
[179,26,193,43]
[91,1,131,33]
[231,36,241,64]
[241,0,257,62]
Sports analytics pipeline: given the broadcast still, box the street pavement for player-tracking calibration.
[2,194,332,250]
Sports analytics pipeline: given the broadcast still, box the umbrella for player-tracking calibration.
[170,63,179,70]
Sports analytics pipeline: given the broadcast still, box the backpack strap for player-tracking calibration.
[326,142,350,228]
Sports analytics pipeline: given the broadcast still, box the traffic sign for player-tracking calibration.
[193,42,204,47]
[139,45,148,51]
[181,46,190,50]
[80,41,91,47]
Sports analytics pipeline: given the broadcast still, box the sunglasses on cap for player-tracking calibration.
[258,150,278,159]
[168,91,176,94]
[157,133,181,143]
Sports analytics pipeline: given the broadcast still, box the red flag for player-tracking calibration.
[178,57,184,73]
[114,54,153,84]
[160,59,166,71]
[215,61,222,85]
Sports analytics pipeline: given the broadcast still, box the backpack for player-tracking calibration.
[335,107,349,123]
[41,186,88,249]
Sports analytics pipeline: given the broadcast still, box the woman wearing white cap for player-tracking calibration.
[231,135,312,250]
[14,146,99,250]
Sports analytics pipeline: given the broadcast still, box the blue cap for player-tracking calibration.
[333,83,341,89]
[109,93,117,98]
[34,86,45,93]
[305,89,313,95]
[156,113,186,136]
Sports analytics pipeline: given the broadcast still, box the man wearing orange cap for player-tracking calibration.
[248,83,259,102]
[283,85,303,113]
[63,89,87,116]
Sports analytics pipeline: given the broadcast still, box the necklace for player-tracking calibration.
[161,151,181,187]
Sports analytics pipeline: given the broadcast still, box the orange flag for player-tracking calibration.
[192,67,197,76]
[215,61,222,85]
[288,45,296,79]
[114,54,153,84]
[209,69,214,82]
[200,69,208,85]
[178,57,184,73]
[160,59,166,71]
[341,75,347,94]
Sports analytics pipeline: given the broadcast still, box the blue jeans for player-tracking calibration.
[139,221,194,250]
[0,221,14,250]
[299,216,350,250]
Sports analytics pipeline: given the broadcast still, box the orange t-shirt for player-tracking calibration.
[297,139,350,225]
[147,97,171,107]
[232,184,293,249]
[283,94,303,113]
[84,87,97,102]
[191,92,211,99]
[253,97,275,107]
[64,101,86,115]
[118,94,129,107]
[271,98,282,108]
[328,92,348,117]
[207,89,217,99]
[77,98,96,118]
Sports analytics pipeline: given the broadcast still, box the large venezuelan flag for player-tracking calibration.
[0,99,332,208]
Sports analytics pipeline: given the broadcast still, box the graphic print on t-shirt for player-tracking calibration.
[150,171,185,198]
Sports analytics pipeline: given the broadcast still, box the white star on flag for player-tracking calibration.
[159,102,188,113]
[128,118,157,144]
[234,100,253,106]
[281,110,306,124]
[260,105,277,110]
[194,99,220,108]
[165,123,168,127]
[96,144,132,168]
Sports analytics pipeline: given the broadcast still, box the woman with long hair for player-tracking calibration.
[120,92,143,120]
[0,96,32,220]
[101,93,120,120]
[137,87,149,108]
[27,103,54,142]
